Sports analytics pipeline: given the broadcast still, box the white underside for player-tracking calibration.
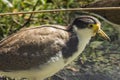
[0,28,93,80]
[0,52,65,80]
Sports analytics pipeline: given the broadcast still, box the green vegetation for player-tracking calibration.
[0,0,96,39]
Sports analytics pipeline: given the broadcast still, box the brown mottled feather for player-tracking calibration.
[0,25,70,70]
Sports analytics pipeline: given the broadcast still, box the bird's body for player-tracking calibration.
[0,16,110,80]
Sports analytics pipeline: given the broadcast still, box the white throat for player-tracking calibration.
[77,28,93,45]
[76,27,94,54]
[65,27,93,65]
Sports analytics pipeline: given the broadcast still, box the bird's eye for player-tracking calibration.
[88,24,93,28]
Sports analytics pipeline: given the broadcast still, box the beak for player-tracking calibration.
[93,24,111,41]
[98,29,111,41]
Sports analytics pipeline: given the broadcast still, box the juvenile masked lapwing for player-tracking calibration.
[0,16,110,80]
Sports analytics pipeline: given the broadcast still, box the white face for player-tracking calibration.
[74,23,110,41]
[71,16,110,41]
[77,28,94,38]
[73,24,96,39]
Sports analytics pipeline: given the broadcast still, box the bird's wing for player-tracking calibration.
[0,25,69,71]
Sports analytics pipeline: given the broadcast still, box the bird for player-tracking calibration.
[0,15,110,80]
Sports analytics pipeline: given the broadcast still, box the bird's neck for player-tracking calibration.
[65,28,92,65]
[76,26,93,52]
[76,28,93,55]
[77,33,91,53]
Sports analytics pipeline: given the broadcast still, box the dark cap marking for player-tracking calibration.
[69,15,100,29]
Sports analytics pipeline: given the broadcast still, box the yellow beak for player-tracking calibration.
[93,24,110,41]
[98,29,111,41]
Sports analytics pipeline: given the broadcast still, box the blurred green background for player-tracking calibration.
[0,0,120,80]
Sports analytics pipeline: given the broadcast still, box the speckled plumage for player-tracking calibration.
[0,16,109,80]
[0,25,70,70]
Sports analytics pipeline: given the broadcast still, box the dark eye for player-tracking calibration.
[88,24,93,28]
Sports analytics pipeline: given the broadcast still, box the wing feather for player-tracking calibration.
[0,25,70,70]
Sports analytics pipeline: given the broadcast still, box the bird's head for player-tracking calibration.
[69,15,110,41]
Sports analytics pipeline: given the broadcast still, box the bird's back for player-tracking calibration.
[0,25,70,71]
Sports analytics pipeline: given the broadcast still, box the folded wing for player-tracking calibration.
[0,25,69,71]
